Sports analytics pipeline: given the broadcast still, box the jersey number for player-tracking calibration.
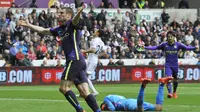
[95,45,103,54]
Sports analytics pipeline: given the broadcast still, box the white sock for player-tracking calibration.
[87,78,98,93]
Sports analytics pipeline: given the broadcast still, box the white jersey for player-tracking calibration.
[87,37,105,63]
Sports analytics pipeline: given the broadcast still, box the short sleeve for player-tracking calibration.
[50,27,59,37]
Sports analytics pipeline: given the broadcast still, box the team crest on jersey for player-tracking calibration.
[174,45,177,48]
[165,45,168,47]
[60,33,69,40]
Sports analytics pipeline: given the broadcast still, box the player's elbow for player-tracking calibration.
[39,29,51,35]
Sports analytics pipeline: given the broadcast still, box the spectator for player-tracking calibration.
[29,0,38,8]
[102,0,109,8]
[184,31,194,44]
[115,58,124,65]
[16,48,25,66]
[50,1,59,8]
[121,0,129,8]
[27,48,37,61]
[4,35,12,51]
[96,9,106,25]
[5,8,13,20]
[41,59,48,67]
[170,19,180,31]
[10,2,18,8]
[179,0,189,9]
[38,10,49,28]
[37,40,47,54]
[50,46,58,59]
[136,0,145,9]
[59,50,66,59]
[197,57,200,65]
[98,2,105,8]
[134,10,141,26]
[154,0,165,8]
[114,9,123,24]
[9,43,18,66]
[161,9,170,25]
[36,47,45,59]
[108,2,114,8]
[17,41,28,55]
[97,59,103,66]
[149,59,156,65]
[144,0,149,9]
[56,59,64,67]
[88,7,97,20]
[107,58,115,65]
[0,16,8,29]
[0,54,3,60]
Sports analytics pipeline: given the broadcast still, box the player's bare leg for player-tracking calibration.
[77,82,101,112]
[76,75,99,97]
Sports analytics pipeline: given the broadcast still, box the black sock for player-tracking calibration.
[85,94,100,112]
[64,90,83,112]
[173,81,178,93]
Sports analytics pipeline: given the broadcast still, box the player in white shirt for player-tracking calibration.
[77,30,105,97]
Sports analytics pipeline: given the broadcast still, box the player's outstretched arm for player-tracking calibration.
[72,6,84,26]
[179,43,197,50]
[103,98,116,111]
[144,46,158,50]
[144,43,165,50]
[18,20,52,35]
[81,48,96,54]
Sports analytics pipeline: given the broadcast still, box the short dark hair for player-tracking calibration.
[167,31,176,37]
[62,7,74,18]
[100,103,108,110]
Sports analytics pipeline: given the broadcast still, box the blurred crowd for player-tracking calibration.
[0,1,199,67]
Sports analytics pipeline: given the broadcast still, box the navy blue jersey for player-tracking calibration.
[145,42,195,67]
[50,19,83,60]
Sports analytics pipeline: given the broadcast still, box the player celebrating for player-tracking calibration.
[18,7,101,112]
[77,30,105,97]
[144,31,197,99]
[100,77,173,111]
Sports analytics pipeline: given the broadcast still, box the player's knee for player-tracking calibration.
[77,83,90,98]
[59,87,71,94]
[80,89,90,98]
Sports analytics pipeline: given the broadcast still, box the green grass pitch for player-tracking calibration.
[0,83,199,112]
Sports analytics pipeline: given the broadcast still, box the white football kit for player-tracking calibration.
[86,37,105,74]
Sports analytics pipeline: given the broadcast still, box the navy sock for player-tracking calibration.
[173,81,178,93]
[85,94,101,112]
[64,90,83,112]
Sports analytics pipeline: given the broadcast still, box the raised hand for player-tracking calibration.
[77,4,85,14]
[17,20,29,27]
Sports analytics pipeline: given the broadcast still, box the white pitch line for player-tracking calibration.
[0,89,200,95]
[0,98,198,108]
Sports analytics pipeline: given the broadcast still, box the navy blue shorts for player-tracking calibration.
[61,59,88,86]
[165,66,178,78]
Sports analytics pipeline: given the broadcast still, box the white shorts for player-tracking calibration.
[86,62,97,75]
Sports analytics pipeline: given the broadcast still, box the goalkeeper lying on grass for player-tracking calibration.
[100,77,173,112]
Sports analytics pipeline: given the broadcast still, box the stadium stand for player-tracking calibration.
[0,0,199,67]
